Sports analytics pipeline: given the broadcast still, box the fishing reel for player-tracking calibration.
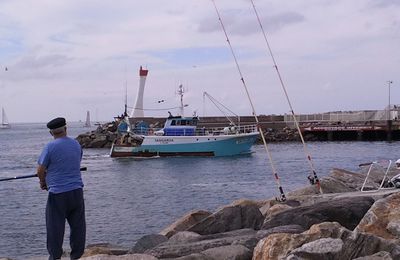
[385,174,400,188]
[275,194,287,202]
[307,175,316,185]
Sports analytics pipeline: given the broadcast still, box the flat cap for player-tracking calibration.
[47,117,66,130]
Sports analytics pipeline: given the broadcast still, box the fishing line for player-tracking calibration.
[128,106,187,112]
[211,0,286,201]
[250,0,322,194]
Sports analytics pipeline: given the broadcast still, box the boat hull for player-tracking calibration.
[110,132,259,158]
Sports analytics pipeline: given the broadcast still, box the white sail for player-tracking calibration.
[84,110,91,127]
[0,107,10,129]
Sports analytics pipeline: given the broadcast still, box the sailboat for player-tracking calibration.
[0,107,10,129]
[84,111,91,127]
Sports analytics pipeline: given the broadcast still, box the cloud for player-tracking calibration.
[370,0,400,8]
[15,54,73,69]
[3,54,74,82]
[0,0,399,122]
[197,11,305,36]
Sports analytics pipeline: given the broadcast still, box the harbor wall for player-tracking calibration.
[129,113,400,142]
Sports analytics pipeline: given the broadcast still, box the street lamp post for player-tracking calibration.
[388,80,393,120]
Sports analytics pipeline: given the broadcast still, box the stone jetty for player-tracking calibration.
[76,122,118,148]
[64,166,400,260]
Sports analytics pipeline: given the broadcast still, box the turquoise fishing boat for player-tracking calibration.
[110,114,259,158]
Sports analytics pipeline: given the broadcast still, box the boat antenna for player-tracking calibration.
[211,0,286,202]
[177,84,185,116]
[250,0,322,194]
[124,65,128,117]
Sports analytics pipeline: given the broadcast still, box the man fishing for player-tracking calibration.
[37,117,86,260]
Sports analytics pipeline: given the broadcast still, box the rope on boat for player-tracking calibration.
[249,0,323,194]
[211,0,286,202]
[203,92,240,127]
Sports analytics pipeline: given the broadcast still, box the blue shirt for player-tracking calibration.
[37,136,83,194]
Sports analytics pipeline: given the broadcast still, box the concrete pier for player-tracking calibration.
[129,115,400,142]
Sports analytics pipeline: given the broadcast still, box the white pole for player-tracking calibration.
[388,81,393,120]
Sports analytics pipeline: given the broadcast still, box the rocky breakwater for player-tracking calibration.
[76,122,118,148]
[74,167,400,260]
[262,127,300,142]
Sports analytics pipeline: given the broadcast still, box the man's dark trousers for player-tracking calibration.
[46,188,86,260]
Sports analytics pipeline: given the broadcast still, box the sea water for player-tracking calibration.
[0,123,399,259]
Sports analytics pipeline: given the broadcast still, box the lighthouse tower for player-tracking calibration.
[130,66,149,118]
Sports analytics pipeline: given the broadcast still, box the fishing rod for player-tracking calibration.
[0,167,87,182]
[249,0,323,194]
[211,0,286,202]
[359,162,383,167]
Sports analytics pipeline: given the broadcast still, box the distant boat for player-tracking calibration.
[84,111,91,127]
[0,107,10,129]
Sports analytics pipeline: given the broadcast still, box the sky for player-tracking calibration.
[0,0,399,123]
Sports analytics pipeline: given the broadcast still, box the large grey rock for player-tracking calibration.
[287,168,380,196]
[262,196,375,231]
[201,245,251,260]
[168,231,202,244]
[353,251,393,260]
[130,234,168,253]
[253,222,400,260]
[256,225,306,238]
[168,253,212,260]
[261,203,293,219]
[76,123,117,148]
[148,226,304,259]
[148,229,257,258]
[355,192,400,241]
[387,221,400,238]
[81,254,158,260]
[288,238,343,259]
[187,204,264,235]
[88,134,109,148]
[160,210,212,238]
[83,243,129,257]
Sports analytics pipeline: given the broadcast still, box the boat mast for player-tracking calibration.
[250,0,322,194]
[211,0,286,202]
[124,66,128,116]
[177,84,185,117]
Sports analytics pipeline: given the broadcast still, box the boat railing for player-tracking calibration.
[130,124,258,136]
[195,124,258,136]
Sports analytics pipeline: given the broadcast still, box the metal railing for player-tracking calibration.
[131,124,258,136]
[284,109,400,123]
[360,160,392,192]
